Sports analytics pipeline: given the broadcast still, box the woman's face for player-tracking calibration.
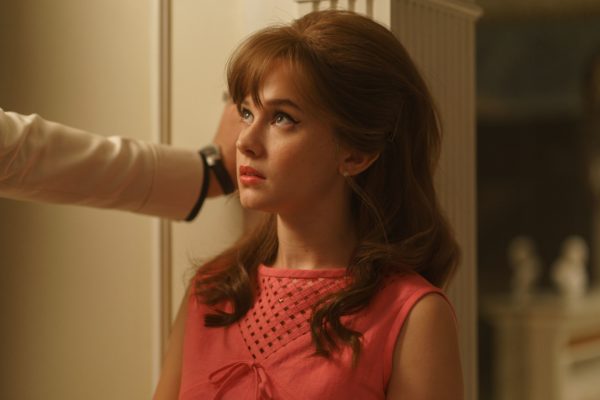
[235,63,346,216]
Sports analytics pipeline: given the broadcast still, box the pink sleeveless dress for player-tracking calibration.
[179,265,451,400]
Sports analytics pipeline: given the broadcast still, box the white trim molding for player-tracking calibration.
[294,0,377,18]
[157,0,173,367]
[294,0,481,18]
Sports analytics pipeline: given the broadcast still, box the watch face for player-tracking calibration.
[201,144,234,194]
[202,145,220,166]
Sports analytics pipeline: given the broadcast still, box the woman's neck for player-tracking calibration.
[272,200,356,270]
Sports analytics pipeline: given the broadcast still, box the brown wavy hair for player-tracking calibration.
[194,9,460,359]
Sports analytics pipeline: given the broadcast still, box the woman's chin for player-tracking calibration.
[239,196,270,212]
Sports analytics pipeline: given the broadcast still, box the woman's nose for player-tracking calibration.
[236,123,264,158]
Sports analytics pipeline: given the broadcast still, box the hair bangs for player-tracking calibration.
[226,27,321,115]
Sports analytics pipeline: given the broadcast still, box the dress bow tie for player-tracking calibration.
[209,360,274,400]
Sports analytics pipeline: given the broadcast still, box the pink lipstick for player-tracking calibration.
[239,165,265,186]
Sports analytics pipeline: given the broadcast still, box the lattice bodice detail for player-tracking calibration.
[238,267,348,362]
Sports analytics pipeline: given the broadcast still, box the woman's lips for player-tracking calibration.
[239,165,265,185]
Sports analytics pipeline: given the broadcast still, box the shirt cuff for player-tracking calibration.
[138,143,204,221]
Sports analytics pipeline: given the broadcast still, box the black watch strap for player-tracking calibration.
[200,144,235,195]
[185,151,210,222]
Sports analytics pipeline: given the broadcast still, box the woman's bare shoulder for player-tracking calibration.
[386,293,464,400]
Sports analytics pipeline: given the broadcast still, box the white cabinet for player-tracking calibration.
[482,291,600,400]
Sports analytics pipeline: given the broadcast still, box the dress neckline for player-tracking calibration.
[258,264,348,279]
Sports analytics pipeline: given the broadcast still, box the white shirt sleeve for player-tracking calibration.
[0,109,204,221]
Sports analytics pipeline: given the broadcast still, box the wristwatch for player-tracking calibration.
[200,144,235,195]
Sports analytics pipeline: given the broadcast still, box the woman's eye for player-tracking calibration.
[273,112,297,127]
[240,108,253,124]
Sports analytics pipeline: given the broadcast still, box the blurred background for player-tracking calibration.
[476,0,600,399]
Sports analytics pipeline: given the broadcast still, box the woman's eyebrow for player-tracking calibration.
[264,98,303,111]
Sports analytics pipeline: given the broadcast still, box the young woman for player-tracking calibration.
[155,9,463,400]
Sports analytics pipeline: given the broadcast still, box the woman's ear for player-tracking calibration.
[338,147,380,177]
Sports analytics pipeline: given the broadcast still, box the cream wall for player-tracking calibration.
[0,1,158,399]
[169,0,247,312]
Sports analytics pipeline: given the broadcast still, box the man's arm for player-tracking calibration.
[0,103,241,220]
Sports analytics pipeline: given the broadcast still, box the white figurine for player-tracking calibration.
[508,236,541,302]
[551,236,589,300]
